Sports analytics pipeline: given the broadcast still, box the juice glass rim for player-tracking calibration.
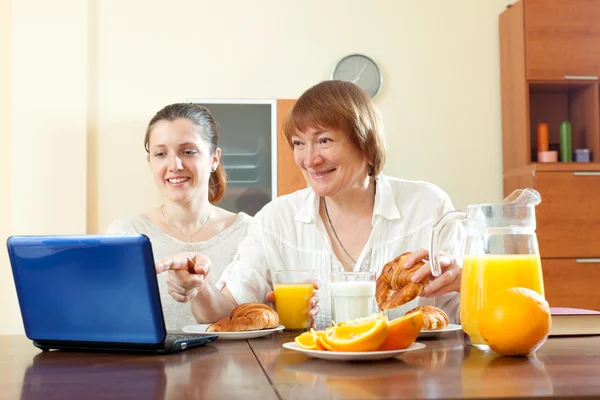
[273,269,314,285]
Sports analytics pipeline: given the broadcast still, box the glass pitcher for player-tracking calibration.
[430,189,545,349]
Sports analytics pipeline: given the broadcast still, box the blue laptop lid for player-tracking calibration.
[7,234,166,344]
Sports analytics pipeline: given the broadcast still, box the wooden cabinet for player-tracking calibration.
[524,0,600,80]
[500,0,600,310]
[536,171,600,258]
[542,259,600,310]
[276,99,306,196]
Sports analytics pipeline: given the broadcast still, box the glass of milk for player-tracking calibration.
[330,271,377,323]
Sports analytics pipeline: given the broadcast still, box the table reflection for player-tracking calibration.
[460,346,553,397]
[20,346,223,400]
[21,352,170,400]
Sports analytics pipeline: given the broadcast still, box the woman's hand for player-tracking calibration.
[403,248,461,297]
[265,280,320,329]
[155,253,212,303]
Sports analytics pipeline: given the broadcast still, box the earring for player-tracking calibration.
[211,165,217,173]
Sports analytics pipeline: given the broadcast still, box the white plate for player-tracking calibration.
[182,324,285,340]
[418,323,462,338]
[282,341,426,361]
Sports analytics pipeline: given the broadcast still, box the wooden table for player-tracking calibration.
[3,332,600,399]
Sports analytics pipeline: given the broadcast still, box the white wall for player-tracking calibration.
[3,0,512,334]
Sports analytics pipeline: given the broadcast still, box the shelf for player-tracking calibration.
[504,162,600,179]
[532,162,600,172]
[528,81,599,163]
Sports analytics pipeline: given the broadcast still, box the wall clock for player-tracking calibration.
[331,54,383,98]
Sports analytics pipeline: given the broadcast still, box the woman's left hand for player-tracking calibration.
[402,248,461,297]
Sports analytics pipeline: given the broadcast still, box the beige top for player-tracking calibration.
[106,212,251,330]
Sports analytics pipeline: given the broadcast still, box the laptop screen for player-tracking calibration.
[7,235,166,344]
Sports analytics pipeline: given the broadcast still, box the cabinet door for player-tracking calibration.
[535,171,600,258]
[525,0,600,80]
[276,99,306,196]
[542,258,600,310]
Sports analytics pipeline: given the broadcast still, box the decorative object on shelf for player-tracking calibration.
[559,121,572,162]
[538,151,558,163]
[331,54,383,98]
[574,148,591,162]
[537,123,549,152]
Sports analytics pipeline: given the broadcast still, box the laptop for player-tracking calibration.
[7,234,218,354]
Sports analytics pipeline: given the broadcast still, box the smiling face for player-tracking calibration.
[147,118,220,204]
[291,126,370,198]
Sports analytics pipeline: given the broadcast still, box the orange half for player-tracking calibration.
[323,319,389,352]
[378,310,423,351]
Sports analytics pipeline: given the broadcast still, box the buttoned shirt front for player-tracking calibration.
[217,174,465,328]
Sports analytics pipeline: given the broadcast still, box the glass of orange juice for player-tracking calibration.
[273,270,314,331]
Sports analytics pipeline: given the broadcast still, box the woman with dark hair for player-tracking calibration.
[106,103,251,330]
[159,81,464,329]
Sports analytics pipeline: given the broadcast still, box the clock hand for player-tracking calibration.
[353,63,368,83]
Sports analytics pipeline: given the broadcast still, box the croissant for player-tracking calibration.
[206,303,279,332]
[376,252,431,311]
[406,306,449,330]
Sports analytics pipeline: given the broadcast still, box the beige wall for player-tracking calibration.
[93,0,509,232]
[1,0,21,335]
[3,0,511,334]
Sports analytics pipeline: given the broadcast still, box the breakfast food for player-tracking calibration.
[406,305,449,330]
[206,303,279,332]
[293,312,423,352]
[376,252,431,310]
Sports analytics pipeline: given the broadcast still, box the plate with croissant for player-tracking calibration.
[405,306,462,338]
[182,303,285,340]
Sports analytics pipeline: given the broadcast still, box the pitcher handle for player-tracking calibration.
[429,210,467,277]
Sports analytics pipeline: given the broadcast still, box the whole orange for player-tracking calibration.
[478,287,551,356]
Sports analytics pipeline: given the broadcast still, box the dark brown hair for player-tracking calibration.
[144,103,226,204]
[283,80,386,176]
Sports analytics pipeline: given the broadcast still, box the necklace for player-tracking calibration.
[323,198,357,264]
[160,204,212,243]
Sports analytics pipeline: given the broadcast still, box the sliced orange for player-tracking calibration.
[378,310,423,351]
[323,319,389,352]
[317,334,335,351]
[295,330,328,351]
[295,331,319,350]
[335,312,388,327]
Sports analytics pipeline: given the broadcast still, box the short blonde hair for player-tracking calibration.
[283,80,386,176]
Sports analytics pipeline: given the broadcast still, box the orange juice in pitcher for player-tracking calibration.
[460,254,544,346]
[430,189,545,349]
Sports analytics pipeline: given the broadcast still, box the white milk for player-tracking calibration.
[330,281,376,323]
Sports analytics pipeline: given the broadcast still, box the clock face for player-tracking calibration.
[331,54,382,98]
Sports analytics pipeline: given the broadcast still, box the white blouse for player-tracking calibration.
[217,174,465,329]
